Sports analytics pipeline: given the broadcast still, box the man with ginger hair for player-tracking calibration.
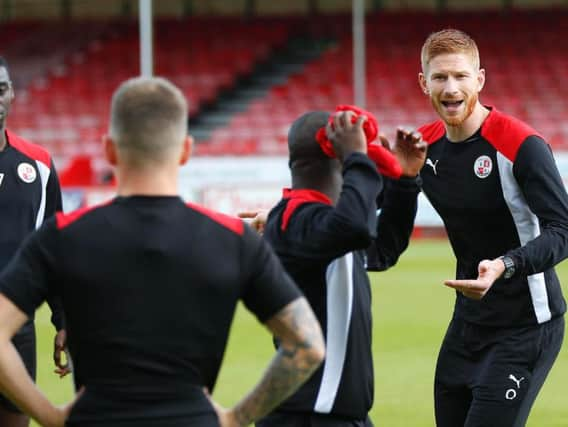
[0,76,325,427]
[418,29,568,426]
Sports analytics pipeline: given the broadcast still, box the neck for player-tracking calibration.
[114,166,179,197]
[445,103,490,142]
[292,174,341,205]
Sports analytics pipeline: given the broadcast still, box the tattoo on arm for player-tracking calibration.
[233,298,324,425]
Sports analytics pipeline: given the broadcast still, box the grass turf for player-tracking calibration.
[32,239,568,426]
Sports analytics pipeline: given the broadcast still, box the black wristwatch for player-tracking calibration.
[500,256,516,279]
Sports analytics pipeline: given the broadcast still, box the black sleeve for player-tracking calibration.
[281,153,383,262]
[366,175,421,271]
[240,226,303,323]
[44,159,63,219]
[45,159,65,331]
[506,136,568,275]
[0,220,58,318]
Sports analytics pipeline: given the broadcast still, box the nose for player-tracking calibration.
[443,77,459,96]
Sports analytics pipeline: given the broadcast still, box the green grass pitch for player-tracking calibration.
[32,239,568,426]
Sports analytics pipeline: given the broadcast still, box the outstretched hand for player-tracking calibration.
[444,258,505,300]
[238,209,268,235]
[42,387,85,427]
[379,127,427,177]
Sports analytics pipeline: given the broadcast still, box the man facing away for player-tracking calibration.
[0,56,67,427]
[256,110,426,426]
[418,29,568,426]
[0,76,325,427]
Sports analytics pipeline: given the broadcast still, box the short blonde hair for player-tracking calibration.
[109,76,188,166]
[421,29,480,72]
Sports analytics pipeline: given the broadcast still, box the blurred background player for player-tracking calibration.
[417,29,568,426]
[255,110,425,426]
[0,56,67,427]
[0,76,325,427]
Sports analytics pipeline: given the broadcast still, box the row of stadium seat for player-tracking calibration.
[2,11,568,176]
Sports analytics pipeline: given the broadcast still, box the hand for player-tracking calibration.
[42,387,84,427]
[53,329,71,378]
[380,127,427,177]
[326,111,368,161]
[443,258,505,300]
[238,209,268,235]
[205,389,243,427]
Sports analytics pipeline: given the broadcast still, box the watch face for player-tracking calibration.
[502,256,515,279]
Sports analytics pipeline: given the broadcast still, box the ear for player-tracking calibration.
[9,86,14,101]
[418,72,429,95]
[179,135,193,165]
[102,134,118,166]
[477,68,486,92]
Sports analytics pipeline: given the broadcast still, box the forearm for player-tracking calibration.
[0,340,58,427]
[231,339,321,425]
[368,176,420,271]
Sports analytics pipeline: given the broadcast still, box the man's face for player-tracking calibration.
[419,53,484,127]
[0,66,14,126]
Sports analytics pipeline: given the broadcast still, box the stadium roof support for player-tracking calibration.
[353,0,366,108]
[139,0,153,77]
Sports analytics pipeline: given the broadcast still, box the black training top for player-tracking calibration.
[419,107,568,327]
[0,129,64,330]
[263,152,420,420]
[0,195,301,424]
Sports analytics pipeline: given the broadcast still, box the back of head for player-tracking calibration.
[288,111,333,180]
[109,76,188,167]
[421,29,480,73]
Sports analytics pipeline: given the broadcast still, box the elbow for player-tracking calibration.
[300,322,326,374]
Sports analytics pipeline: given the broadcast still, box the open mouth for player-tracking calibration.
[441,100,463,108]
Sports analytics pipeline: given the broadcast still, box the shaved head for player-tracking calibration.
[109,76,188,167]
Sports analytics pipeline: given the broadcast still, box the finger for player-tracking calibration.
[378,134,390,150]
[411,131,422,143]
[354,114,367,130]
[333,112,345,130]
[325,121,335,139]
[414,139,428,152]
[342,111,356,129]
[237,211,259,219]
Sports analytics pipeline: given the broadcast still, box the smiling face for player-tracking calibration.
[419,52,485,127]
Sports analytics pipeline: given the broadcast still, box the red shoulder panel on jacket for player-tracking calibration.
[418,120,446,145]
[56,206,97,229]
[481,108,542,162]
[6,129,51,167]
[281,188,332,231]
[186,202,244,236]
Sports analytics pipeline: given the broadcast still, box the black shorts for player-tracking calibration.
[256,411,374,427]
[0,321,36,413]
[434,315,564,427]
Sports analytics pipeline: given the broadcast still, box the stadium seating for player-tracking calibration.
[3,11,568,179]
[4,18,293,174]
[195,10,568,156]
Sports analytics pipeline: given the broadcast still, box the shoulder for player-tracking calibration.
[418,120,446,145]
[186,202,244,236]
[481,108,543,162]
[6,129,52,168]
[55,203,108,230]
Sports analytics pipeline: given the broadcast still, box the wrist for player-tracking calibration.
[499,255,516,279]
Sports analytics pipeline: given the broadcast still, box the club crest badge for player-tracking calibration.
[17,162,37,184]
[474,155,492,179]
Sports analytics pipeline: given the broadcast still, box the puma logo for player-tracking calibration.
[426,158,439,175]
[509,374,525,389]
